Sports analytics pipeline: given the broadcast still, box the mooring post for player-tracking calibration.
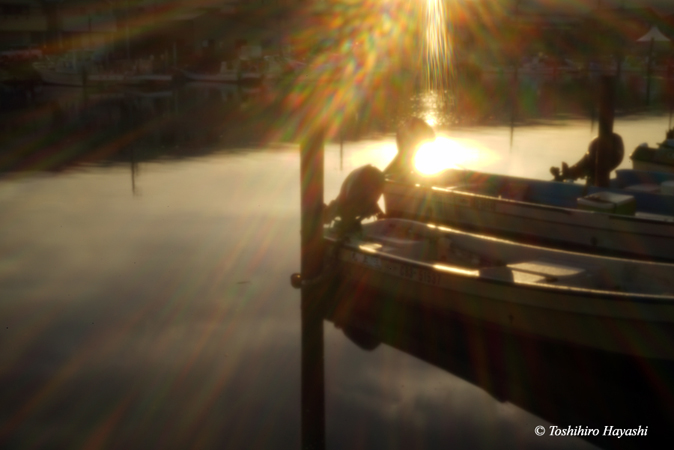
[300,129,325,450]
[646,37,654,106]
[595,75,615,188]
[509,63,519,151]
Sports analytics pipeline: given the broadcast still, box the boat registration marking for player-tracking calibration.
[472,196,497,212]
[346,250,381,269]
[399,263,441,286]
[341,250,440,286]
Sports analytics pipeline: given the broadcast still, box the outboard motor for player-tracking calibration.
[550,76,623,187]
[550,132,624,186]
[324,164,385,233]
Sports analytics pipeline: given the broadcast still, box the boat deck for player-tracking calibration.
[338,219,674,297]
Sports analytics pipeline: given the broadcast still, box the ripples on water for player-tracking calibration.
[1,78,674,449]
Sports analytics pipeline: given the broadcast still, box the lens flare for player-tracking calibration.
[413,136,486,175]
[424,0,452,91]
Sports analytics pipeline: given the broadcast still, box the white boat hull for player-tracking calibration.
[326,219,674,360]
[384,173,674,261]
[34,66,126,87]
[334,259,674,360]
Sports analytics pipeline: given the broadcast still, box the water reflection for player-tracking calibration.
[322,283,674,449]
[3,76,674,449]
[0,83,278,174]
[0,149,305,450]
[2,74,674,176]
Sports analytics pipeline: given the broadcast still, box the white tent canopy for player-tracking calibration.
[637,26,670,42]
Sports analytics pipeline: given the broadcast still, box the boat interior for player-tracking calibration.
[349,219,674,295]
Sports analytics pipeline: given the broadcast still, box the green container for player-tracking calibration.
[577,192,636,215]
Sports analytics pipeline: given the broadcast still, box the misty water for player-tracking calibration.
[2,77,674,449]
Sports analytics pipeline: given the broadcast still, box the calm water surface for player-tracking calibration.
[1,82,673,449]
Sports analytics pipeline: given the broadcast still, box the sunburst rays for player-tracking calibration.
[423,0,453,92]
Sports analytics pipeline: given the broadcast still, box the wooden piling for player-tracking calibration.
[595,75,615,188]
[300,128,325,284]
[300,129,325,450]
[646,37,654,106]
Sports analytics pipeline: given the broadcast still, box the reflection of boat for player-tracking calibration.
[123,59,177,87]
[181,82,262,102]
[124,73,175,87]
[183,81,240,101]
[123,88,173,99]
[32,50,127,87]
[179,56,301,84]
[324,218,674,360]
[323,277,673,449]
[631,131,674,174]
[238,59,263,84]
[179,61,240,83]
[384,168,674,262]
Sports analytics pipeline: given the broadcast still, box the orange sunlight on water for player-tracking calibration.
[413,136,496,175]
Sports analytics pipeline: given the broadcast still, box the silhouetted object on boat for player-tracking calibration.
[630,128,674,174]
[384,117,436,180]
[550,133,625,187]
[551,76,623,187]
[323,164,385,234]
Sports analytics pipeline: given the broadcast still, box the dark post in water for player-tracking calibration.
[300,130,326,450]
[596,76,615,188]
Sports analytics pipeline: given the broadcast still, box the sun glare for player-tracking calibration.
[424,0,451,91]
[413,136,485,175]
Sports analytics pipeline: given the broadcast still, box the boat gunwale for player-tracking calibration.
[389,184,674,234]
[325,227,674,304]
[388,178,674,225]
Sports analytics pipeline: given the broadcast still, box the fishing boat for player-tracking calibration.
[613,168,674,191]
[32,49,127,87]
[383,167,674,262]
[238,58,264,84]
[324,218,674,360]
[120,57,182,87]
[630,130,674,174]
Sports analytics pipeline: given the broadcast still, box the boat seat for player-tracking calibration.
[479,266,542,283]
[507,261,585,280]
[479,260,588,285]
